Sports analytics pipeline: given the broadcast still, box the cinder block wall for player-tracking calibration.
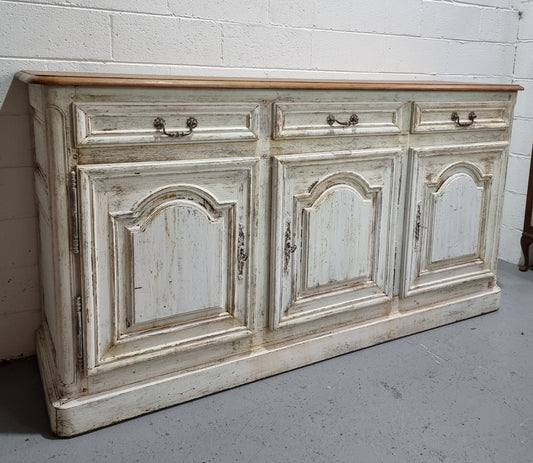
[0,0,530,360]
[500,0,533,264]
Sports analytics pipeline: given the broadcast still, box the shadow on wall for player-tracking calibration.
[0,76,41,360]
[0,357,53,438]
[1,75,30,112]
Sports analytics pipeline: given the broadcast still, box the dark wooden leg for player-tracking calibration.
[519,234,532,271]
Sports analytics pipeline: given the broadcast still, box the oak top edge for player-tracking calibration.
[16,71,524,92]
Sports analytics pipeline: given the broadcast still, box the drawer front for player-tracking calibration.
[411,101,511,133]
[273,102,406,139]
[73,102,260,147]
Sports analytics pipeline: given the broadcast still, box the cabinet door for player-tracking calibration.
[78,157,257,373]
[402,142,508,297]
[271,148,400,328]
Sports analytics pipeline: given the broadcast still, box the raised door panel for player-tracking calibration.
[78,157,257,373]
[430,174,482,263]
[302,183,374,289]
[114,188,231,329]
[271,148,400,329]
[402,142,508,298]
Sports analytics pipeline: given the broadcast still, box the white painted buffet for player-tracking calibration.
[17,71,522,436]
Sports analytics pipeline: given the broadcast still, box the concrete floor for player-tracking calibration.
[0,260,532,463]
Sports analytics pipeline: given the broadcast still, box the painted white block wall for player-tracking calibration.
[0,0,529,360]
[500,0,533,265]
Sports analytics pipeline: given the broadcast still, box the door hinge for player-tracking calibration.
[70,170,80,254]
[75,295,83,361]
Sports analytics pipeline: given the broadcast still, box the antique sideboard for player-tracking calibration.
[17,71,522,435]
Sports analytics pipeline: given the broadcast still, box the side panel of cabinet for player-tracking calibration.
[402,142,508,299]
[270,148,401,329]
[78,157,258,374]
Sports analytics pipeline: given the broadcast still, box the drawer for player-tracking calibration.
[273,102,407,139]
[73,102,260,147]
[411,101,511,133]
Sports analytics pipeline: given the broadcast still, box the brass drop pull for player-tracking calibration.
[153,117,198,137]
[451,111,477,127]
[327,114,359,127]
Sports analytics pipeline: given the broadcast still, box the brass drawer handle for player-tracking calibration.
[451,111,477,127]
[327,114,359,127]
[153,116,198,137]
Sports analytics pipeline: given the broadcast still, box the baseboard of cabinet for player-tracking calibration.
[37,288,500,437]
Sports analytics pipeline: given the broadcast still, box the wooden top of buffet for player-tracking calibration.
[16,71,524,92]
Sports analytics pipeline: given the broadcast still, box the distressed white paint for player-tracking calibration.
[402,142,506,298]
[73,102,260,146]
[271,147,398,328]
[431,174,482,263]
[78,157,255,371]
[411,100,511,133]
[23,78,517,436]
[36,285,501,436]
[273,102,406,139]
[1,0,530,362]
[130,201,227,323]
[304,185,373,289]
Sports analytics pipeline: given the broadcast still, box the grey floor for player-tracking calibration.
[1,260,532,463]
